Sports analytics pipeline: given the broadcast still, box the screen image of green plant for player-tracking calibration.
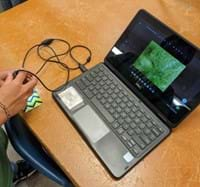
[133,41,186,92]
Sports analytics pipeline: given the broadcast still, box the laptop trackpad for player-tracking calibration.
[73,105,110,143]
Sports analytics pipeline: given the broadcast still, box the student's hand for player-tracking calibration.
[0,70,12,87]
[0,71,37,124]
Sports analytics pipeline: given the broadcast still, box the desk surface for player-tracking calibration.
[1,0,200,186]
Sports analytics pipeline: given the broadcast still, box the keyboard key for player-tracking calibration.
[139,123,145,129]
[144,128,151,135]
[121,135,127,141]
[116,98,121,104]
[134,127,142,134]
[106,80,111,85]
[140,135,151,145]
[98,71,103,77]
[132,106,137,112]
[107,89,113,95]
[136,111,143,117]
[122,124,129,130]
[96,76,101,82]
[122,97,128,103]
[132,145,141,156]
[100,98,106,104]
[99,89,104,94]
[129,112,136,118]
[81,77,90,86]
[105,103,111,109]
[108,108,115,114]
[127,101,133,107]
[141,116,148,122]
[149,133,156,141]
[110,84,115,89]
[99,66,104,71]
[76,80,86,90]
[112,102,117,108]
[103,84,109,90]
[117,127,124,135]
[127,141,133,148]
[118,92,124,98]
[119,102,126,109]
[92,89,98,95]
[146,121,153,128]
[96,93,101,100]
[130,123,136,129]
[125,117,132,124]
[112,122,119,129]
[130,139,136,146]
[86,74,93,82]
[103,93,109,98]
[113,112,120,119]
[134,118,140,124]
[114,88,120,94]
[100,81,104,86]
[125,107,131,113]
[127,129,134,136]
[133,136,146,149]
[111,93,117,99]
[121,112,127,118]
[90,71,97,78]
[91,80,97,86]
[83,89,94,98]
[116,107,122,113]
[107,74,113,80]
[152,127,160,136]
[102,76,107,81]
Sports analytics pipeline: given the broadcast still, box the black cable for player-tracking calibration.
[22,44,40,68]
[15,69,70,92]
[17,38,92,92]
[69,45,92,72]
[37,38,71,63]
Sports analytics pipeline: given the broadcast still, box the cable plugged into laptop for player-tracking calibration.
[79,64,88,72]
[15,38,92,92]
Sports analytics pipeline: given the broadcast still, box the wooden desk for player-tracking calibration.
[1,0,200,186]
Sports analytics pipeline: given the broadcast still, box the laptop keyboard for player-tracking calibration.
[75,64,166,157]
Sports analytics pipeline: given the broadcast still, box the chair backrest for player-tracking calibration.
[0,0,12,11]
[10,0,25,6]
[0,0,25,12]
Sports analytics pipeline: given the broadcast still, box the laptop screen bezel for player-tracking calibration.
[104,9,200,128]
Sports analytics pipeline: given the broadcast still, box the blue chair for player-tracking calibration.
[0,0,25,12]
[5,115,73,187]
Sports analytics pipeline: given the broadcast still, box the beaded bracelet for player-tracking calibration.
[0,102,11,121]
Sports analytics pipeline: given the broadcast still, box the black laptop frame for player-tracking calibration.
[104,9,200,128]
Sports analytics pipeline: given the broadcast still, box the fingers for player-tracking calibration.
[0,70,13,80]
[15,71,28,84]
[0,80,4,87]
[4,72,13,83]
[24,76,38,91]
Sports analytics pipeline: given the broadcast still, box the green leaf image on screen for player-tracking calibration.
[133,41,186,92]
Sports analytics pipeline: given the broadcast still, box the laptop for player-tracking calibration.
[52,9,200,178]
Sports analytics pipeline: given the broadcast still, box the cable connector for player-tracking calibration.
[86,56,91,63]
[41,39,54,46]
[79,64,88,72]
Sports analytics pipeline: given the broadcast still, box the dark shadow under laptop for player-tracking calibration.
[53,10,200,178]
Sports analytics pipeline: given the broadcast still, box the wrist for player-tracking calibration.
[0,107,7,125]
[0,101,11,123]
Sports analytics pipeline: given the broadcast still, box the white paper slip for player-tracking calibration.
[58,87,83,110]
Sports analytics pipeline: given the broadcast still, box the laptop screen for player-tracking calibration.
[105,10,200,126]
